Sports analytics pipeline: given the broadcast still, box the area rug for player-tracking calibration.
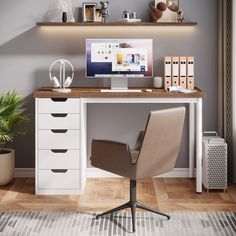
[0,211,235,236]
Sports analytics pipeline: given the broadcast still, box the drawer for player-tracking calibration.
[38,114,80,130]
[38,98,80,114]
[38,150,80,169]
[38,130,80,149]
[38,169,80,189]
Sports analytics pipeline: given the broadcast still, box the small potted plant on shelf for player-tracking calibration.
[0,91,28,186]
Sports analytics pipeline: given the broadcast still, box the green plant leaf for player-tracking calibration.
[0,91,28,148]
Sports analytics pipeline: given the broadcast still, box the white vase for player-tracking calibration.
[153,77,164,88]
[0,149,15,186]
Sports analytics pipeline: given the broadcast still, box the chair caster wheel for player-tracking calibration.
[96,215,99,220]
[167,216,170,220]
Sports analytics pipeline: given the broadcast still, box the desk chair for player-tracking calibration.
[90,107,186,232]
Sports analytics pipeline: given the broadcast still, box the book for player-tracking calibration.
[167,86,196,94]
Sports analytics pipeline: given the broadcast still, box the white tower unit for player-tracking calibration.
[202,132,227,191]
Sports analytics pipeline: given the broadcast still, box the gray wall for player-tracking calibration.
[0,0,218,168]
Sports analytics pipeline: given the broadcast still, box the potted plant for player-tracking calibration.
[0,91,28,186]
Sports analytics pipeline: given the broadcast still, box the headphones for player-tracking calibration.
[49,59,74,92]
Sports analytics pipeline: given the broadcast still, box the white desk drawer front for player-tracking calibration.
[38,130,80,149]
[38,114,80,130]
[38,98,80,114]
[38,170,80,189]
[38,150,80,169]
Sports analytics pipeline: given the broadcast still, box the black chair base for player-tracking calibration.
[96,180,170,233]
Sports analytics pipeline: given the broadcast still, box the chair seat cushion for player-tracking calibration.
[130,149,139,164]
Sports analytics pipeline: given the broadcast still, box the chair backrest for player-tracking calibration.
[136,107,186,179]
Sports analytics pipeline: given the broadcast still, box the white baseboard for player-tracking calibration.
[15,168,196,178]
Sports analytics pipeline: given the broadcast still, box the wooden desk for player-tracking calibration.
[34,87,206,99]
[34,87,206,194]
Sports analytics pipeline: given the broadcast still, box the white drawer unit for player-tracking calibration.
[38,169,80,190]
[38,114,80,130]
[38,98,80,114]
[38,150,80,169]
[38,130,80,149]
[35,97,85,195]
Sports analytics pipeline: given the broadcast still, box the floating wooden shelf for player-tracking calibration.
[37,21,197,27]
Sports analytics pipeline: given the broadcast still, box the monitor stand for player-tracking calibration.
[111,77,128,90]
[100,78,142,93]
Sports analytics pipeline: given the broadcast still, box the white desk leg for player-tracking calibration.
[196,98,203,193]
[80,99,87,192]
[189,103,195,178]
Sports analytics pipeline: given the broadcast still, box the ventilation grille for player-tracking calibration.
[203,144,227,190]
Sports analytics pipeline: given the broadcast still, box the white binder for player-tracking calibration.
[164,56,172,91]
[172,56,179,86]
[179,56,187,89]
[187,56,194,90]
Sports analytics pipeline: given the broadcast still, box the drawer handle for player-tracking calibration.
[51,149,68,153]
[51,113,68,118]
[51,169,68,173]
[51,129,68,133]
[51,98,68,102]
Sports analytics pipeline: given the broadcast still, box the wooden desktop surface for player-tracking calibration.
[33,87,206,98]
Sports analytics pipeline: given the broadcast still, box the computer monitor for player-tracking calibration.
[86,39,153,90]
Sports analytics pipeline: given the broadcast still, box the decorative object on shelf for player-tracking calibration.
[59,0,73,22]
[177,9,184,22]
[120,10,141,22]
[49,59,74,93]
[130,12,137,19]
[153,77,164,88]
[0,91,28,186]
[166,0,183,22]
[94,7,102,22]
[149,1,167,22]
[154,0,178,22]
[166,0,179,12]
[100,1,110,23]
[122,10,130,20]
[82,2,97,22]
[70,8,76,22]
[62,11,67,22]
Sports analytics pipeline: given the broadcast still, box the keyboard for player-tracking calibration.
[100,89,142,93]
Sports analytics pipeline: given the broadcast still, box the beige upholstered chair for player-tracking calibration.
[91,107,186,232]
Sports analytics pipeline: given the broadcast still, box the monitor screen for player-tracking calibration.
[86,39,153,78]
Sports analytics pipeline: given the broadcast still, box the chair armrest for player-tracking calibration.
[90,139,136,179]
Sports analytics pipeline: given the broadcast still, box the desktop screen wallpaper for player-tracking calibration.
[86,39,153,77]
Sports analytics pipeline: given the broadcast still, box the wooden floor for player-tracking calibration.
[0,178,236,212]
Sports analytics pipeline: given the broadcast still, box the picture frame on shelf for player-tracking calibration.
[94,7,102,22]
[82,3,97,22]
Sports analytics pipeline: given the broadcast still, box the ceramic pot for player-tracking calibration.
[153,77,164,88]
[0,149,15,186]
